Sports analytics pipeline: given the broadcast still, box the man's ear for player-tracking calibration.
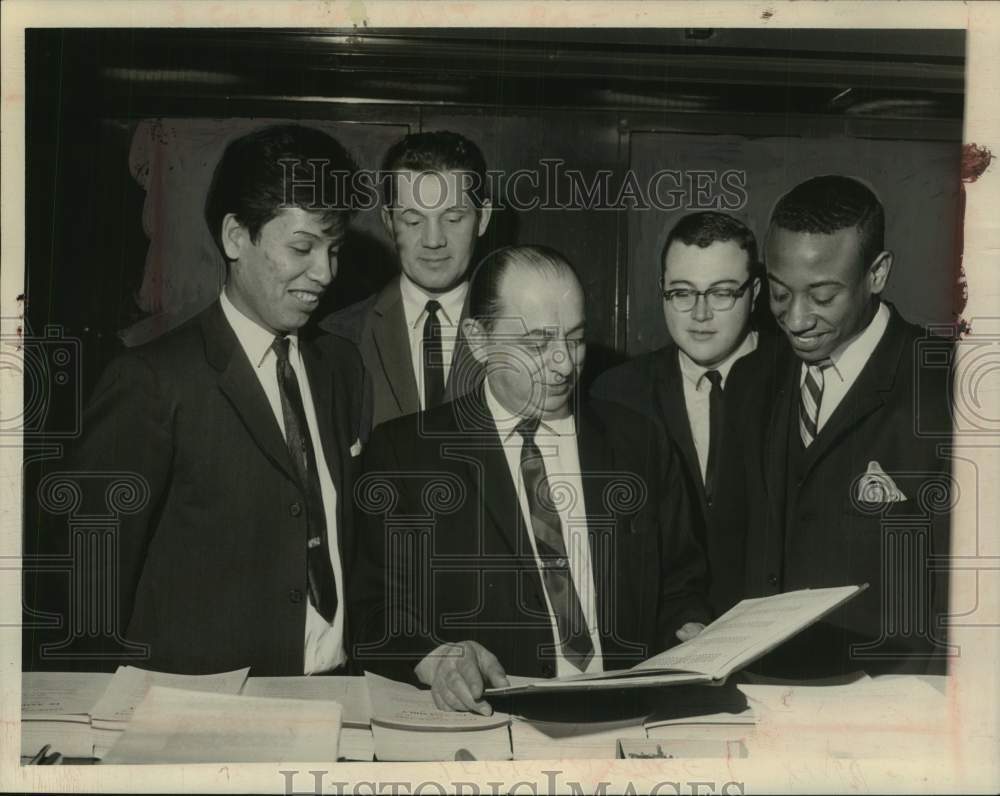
[380,205,394,237]
[476,200,493,237]
[463,317,490,365]
[751,274,762,309]
[868,250,894,295]
[221,213,248,262]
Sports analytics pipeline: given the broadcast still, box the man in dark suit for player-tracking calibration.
[740,175,952,677]
[351,245,710,713]
[60,125,365,675]
[592,212,772,616]
[324,131,491,437]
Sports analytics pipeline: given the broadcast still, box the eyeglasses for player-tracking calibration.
[660,277,754,313]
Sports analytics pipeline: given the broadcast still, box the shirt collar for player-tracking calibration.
[220,288,297,369]
[399,273,469,330]
[484,380,576,443]
[678,330,759,390]
[822,301,891,383]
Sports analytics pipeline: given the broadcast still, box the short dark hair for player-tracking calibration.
[204,124,358,262]
[769,175,885,270]
[468,245,577,331]
[381,130,488,207]
[661,211,759,280]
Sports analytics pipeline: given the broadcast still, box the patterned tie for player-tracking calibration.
[516,417,594,672]
[799,359,832,448]
[704,369,724,500]
[422,299,445,410]
[272,336,338,623]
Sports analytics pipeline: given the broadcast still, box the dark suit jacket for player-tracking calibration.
[322,279,483,438]
[64,301,364,675]
[590,336,780,617]
[736,305,952,677]
[349,387,711,683]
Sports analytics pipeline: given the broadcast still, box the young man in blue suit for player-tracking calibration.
[58,125,365,675]
[740,175,952,677]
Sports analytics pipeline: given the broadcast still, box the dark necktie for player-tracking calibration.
[422,299,445,410]
[272,336,338,623]
[516,417,594,672]
[704,369,724,502]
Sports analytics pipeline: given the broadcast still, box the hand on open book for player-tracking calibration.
[415,641,510,715]
[675,622,706,643]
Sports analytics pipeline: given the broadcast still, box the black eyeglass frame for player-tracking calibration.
[659,275,755,312]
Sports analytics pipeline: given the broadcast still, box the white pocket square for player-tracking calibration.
[856,461,907,503]
[350,439,363,457]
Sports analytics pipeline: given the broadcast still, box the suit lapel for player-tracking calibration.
[444,293,483,402]
[765,347,797,538]
[299,334,344,489]
[202,303,298,486]
[370,281,420,417]
[800,310,905,478]
[575,401,621,641]
[451,389,530,560]
[657,348,706,505]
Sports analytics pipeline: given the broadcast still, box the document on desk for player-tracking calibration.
[90,665,250,730]
[364,672,512,761]
[101,686,341,764]
[21,672,113,758]
[242,676,374,761]
[487,584,867,696]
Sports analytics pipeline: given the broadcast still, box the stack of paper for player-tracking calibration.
[365,672,512,761]
[511,714,647,759]
[644,684,756,744]
[618,738,748,759]
[90,665,250,757]
[102,686,341,764]
[21,671,112,759]
[242,676,374,761]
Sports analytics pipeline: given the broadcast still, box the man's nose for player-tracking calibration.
[548,339,576,379]
[691,293,713,322]
[308,252,336,287]
[783,294,815,333]
[421,217,446,248]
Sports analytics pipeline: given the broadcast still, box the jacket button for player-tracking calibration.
[288,589,303,603]
[767,573,779,587]
[290,502,302,517]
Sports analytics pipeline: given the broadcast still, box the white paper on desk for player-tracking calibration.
[242,676,372,728]
[21,671,113,721]
[90,665,250,728]
[364,672,508,730]
[101,686,341,764]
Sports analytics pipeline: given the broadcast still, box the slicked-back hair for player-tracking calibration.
[204,124,358,262]
[661,211,760,280]
[381,130,489,208]
[769,175,885,271]
[468,245,578,331]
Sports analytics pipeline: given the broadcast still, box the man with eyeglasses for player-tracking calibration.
[592,211,775,616]
[738,175,952,678]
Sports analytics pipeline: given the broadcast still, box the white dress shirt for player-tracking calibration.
[399,274,468,409]
[220,290,347,674]
[484,382,605,678]
[800,302,891,432]
[678,331,758,483]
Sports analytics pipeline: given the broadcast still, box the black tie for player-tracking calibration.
[704,369,724,502]
[516,417,594,672]
[422,300,445,410]
[272,336,338,623]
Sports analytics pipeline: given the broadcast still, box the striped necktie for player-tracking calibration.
[799,359,832,448]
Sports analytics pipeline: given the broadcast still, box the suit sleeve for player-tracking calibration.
[348,422,439,683]
[652,422,712,643]
[65,352,175,643]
